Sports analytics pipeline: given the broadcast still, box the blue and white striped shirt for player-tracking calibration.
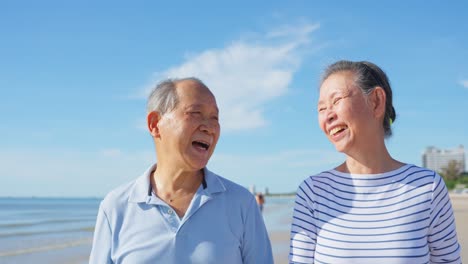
[289,164,461,263]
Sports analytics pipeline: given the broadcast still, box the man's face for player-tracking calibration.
[156,80,220,171]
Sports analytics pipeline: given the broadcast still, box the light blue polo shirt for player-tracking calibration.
[89,164,273,264]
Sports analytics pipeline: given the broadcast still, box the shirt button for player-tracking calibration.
[168,209,173,215]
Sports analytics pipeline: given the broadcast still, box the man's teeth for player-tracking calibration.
[194,141,209,150]
[329,126,346,135]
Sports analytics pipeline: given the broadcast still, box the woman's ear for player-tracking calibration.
[147,111,161,137]
[372,87,387,119]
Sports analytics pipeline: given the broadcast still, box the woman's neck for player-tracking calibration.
[338,143,404,174]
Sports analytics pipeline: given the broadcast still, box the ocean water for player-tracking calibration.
[0,197,99,263]
[0,196,294,263]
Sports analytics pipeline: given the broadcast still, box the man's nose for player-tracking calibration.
[200,119,218,134]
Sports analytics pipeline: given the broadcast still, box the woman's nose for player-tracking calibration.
[326,108,336,123]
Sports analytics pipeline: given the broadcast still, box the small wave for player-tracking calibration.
[0,226,95,238]
[0,238,92,257]
[0,218,94,228]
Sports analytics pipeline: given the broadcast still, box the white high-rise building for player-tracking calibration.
[422,145,465,173]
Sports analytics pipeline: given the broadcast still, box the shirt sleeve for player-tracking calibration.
[241,196,274,264]
[289,179,317,264]
[428,173,461,263]
[89,202,113,264]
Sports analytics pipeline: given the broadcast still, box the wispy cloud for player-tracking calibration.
[460,80,468,88]
[141,22,320,132]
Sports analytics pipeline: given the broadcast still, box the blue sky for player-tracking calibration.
[1,1,467,197]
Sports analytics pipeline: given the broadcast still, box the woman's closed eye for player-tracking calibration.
[332,97,343,105]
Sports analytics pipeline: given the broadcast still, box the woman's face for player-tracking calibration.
[318,71,377,154]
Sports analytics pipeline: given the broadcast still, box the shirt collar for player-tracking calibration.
[202,167,226,196]
[128,164,226,203]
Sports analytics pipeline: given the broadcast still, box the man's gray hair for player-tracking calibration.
[146,77,208,114]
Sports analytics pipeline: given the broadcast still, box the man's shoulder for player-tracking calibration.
[99,178,139,210]
[207,170,254,200]
[100,165,154,211]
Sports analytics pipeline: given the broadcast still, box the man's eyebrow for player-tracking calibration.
[184,104,202,109]
[185,104,219,114]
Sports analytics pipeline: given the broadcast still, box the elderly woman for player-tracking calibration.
[289,60,461,263]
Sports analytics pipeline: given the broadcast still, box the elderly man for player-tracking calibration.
[90,78,273,263]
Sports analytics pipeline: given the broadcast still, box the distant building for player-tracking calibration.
[422,145,465,173]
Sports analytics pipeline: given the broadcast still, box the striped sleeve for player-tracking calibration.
[428,173,461,263]
[289,178,316,264]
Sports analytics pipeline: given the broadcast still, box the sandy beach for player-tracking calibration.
[449,194,468,263]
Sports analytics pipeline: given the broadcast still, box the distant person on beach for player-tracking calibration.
[255,192,265,213]
[90,78,273,263]
[289,60,461,263]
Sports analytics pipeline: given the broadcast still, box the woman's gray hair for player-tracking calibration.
[146,77,208,114]
[321,60,396,138]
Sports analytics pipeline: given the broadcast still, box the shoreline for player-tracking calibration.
[0,194,466,263]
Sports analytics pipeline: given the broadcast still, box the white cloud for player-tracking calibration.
[266,23,319,42]
[460,80,468,88]
[143,22,320,132]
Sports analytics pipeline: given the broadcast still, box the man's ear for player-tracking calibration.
[372,87,386,119]
[147,111,161,137]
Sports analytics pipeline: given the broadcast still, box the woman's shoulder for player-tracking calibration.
[301,169,347,183]
[296,170,335,192]
[397,164,440,178]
